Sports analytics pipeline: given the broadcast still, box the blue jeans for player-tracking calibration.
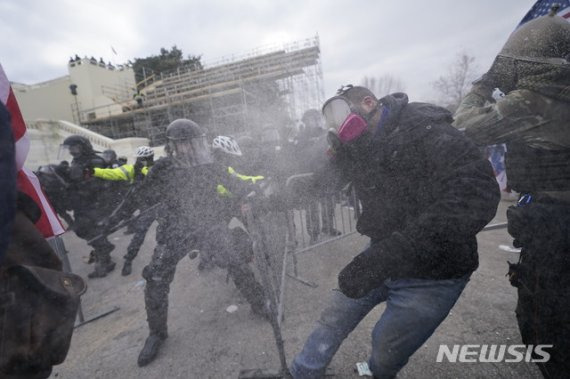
[290,275,470,379]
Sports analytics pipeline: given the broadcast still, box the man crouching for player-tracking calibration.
[290,85,500,378]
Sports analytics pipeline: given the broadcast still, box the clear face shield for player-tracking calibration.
[322,97,369,144]
[58,144,82,160]
[171,135,213,167]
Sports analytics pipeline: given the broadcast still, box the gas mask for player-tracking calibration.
[322,96,378,144]
[169,135,213,168]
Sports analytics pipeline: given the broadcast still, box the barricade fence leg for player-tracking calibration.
[240,206,290,378]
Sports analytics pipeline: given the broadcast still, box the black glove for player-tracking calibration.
[338,233,415,299]
[134,158,144,173]
[338,245,387,299]
[469,72,497,102]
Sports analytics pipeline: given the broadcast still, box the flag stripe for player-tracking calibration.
[1,62,65,237]
[6,88,26,141]
[18,169,65,237]
[14,131,30,171]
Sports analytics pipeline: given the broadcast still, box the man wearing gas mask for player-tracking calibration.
[454,10,570,378]
[117,119,268,367]
[290,86,500,378]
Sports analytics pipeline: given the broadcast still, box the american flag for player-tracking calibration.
[0,63,65,238]
[518,0,570,26]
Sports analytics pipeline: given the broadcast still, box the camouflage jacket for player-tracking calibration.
[453,69,570,150]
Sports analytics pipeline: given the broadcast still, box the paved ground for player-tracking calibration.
[50,198,542,379]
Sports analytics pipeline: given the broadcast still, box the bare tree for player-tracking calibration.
[361,74,406,97]
[432,52,480,111]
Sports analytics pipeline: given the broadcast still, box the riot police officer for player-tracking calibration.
[60,135,117,278]
[124,120,268,367]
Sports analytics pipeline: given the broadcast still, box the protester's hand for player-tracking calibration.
[338,249,387,299]
[469,72,497,102]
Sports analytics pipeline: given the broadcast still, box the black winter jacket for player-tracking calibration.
[68,153,117,218]
[332,93,500,280]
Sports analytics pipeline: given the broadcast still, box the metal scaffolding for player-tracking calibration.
[82,36,324,146]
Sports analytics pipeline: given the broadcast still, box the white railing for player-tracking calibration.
[29,119,115,150]
[25,119,154,169]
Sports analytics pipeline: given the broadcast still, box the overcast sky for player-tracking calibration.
[0,0,536,102]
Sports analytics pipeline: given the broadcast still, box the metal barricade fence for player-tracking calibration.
[238,173,361,378]
[284,174,360,289]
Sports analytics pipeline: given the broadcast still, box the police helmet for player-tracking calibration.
[166,119,203,141]
[62,135,93,151]
[165,119,212,166]
[101,149,117,163]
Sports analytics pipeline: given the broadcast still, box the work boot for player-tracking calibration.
[121,260,133,276]
[88,259,116,279]
[137,333,167,367]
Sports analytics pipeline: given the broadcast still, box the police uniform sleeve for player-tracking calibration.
[93,165,133,181]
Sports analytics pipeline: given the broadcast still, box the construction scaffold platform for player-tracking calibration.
[80,36,325,147]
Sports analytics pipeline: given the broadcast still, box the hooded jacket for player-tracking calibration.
[333,93,500,280]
